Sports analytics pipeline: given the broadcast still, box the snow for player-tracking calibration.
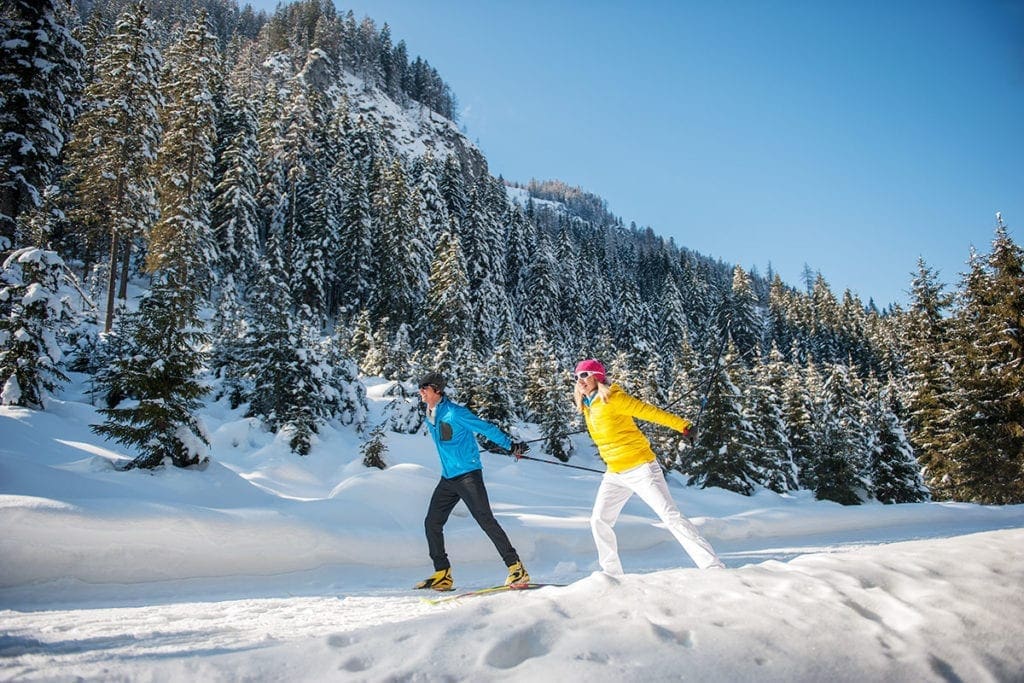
[1,376,1023,681]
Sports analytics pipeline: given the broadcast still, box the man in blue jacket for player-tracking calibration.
[414,371,530,591]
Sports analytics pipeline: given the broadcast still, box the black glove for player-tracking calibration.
[681,426,696,446]
[482,440,506,454]
[510,441,529,459]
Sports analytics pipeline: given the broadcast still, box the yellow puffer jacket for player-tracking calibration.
[582,384,693,473]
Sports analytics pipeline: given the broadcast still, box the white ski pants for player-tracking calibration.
[590,460,725,574]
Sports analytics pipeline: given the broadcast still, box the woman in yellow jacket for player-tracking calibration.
[573,359,725,574]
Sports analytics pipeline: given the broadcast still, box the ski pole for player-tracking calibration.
[504,452,604,473]
[477,439,604,473]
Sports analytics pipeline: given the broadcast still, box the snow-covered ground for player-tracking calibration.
[2,376,1023,681]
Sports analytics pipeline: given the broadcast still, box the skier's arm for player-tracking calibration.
[450,405,512,450]
[612,391,692,434]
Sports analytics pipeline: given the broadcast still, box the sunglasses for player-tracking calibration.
[574,371,601,381]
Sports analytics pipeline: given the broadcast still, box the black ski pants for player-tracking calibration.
[425,469,519,571]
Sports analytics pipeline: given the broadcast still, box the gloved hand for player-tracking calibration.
[482,440,506,454]
[510,441,530,459]
[681,426,696,446]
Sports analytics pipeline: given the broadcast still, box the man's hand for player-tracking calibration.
[510,441,530,459]
[681,426,696,447]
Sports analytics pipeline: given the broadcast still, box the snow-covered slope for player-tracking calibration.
[2,376,1023,680]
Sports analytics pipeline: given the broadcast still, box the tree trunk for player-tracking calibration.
[118,234,131,300]
[104,232,119,332]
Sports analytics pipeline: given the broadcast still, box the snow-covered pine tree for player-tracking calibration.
[148,10,220,298]
[659,272,690,362]
[810,275,841,364]
[866,375,926,503]
[766,275,796,362]
[380,322,414,382]
[687,344,759,495]
[615,276,657,358]
[371,159,425,330]
[439,155,467,233]
[942,217,1024,504]
[254,52,291,249]
[336,114,375,318]
[723,265,763,364]
[463,174,511,356]
[361,316,390,376]
[900,257,954,492]
[360,423,387,469]
[242,234,297,421]
[0,0,83,246]
[64,1,163,332]
[424,220,474,388]
[212,45,262,285]
[746,345,798,492]
[554,221,586,347]
[279,59,329,326]
[523,334,574,461]
[522,232,561,343]
[784,355,819,488]
[469,311,522,430]
[90,282,210,470]
[503,202,535,314]
[810,362,869,504]
[210,273,248,408]
[322,322,367,429]
[0,248,85,407]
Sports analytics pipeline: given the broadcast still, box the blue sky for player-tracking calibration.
[250,0,1023,308]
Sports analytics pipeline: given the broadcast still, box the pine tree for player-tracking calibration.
[867,376,926,503]
[336,115,375,317]
[942,217,1024,503]
[811,363,868,504]
[212,51,262,284]
[64,2,163,332]
[747,346,798,492]
[902,258,955,492]
[783,356,818,489]
[361,423,387,469]
[323,323,368,429]
[523,334,574,461]
[0,248,84,407]
[522,232,561,341]
[371,159,425,329]
[241,234,328,454]
[210,273,248,408]
[687,344,759,495]
[659,272,690,360]
[810,275,841,364]
[0,0,84,246]
[723,265,763,363]
[148,11,220,299]
[90,283,210,470]
[424,222,474,387]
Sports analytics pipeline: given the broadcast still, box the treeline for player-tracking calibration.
[1,0,1021,504]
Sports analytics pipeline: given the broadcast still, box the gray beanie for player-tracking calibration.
[417,371,446,392]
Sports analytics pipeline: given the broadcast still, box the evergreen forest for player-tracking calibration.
[2,0,1022,505]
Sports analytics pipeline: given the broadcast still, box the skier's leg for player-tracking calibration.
[455,470,520,567]
[590,473,633,575]
[627,461,725,569]
[424,478,461,571]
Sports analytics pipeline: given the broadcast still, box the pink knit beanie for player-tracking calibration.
[574,359,606,382]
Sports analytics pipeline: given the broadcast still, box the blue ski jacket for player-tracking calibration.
[426,397,512,479]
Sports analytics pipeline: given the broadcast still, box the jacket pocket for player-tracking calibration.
[440,422,453,442]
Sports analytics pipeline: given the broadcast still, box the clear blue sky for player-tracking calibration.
[251,0,1023,308]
